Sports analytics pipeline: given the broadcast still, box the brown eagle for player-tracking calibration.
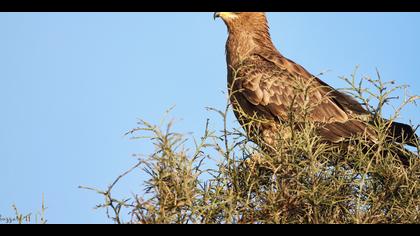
[214,12,418,164]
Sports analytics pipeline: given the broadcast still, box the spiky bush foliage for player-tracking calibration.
[81,70,420,224]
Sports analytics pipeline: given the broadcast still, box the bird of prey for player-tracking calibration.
[214,12,418,164]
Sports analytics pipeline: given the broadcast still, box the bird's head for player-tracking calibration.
[214,12,268,33]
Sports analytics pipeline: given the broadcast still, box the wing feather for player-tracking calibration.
[237,54,349,122]
[233,52,372,142]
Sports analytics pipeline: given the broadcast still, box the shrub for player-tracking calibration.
[81,69,420,224]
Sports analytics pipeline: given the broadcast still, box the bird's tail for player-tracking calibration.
[390,146,418,167]
[388,121,419,147]
[384,121,419,166]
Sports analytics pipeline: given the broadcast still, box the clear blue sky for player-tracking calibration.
[1,13,419,224]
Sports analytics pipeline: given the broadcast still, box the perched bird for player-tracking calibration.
[214,12,418,165]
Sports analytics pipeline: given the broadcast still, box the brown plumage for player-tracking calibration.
[214,12,418,164]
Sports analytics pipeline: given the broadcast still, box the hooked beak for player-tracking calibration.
[213,12,220,20]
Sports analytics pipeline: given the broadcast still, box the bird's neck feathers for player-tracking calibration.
[225,18,278,66]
